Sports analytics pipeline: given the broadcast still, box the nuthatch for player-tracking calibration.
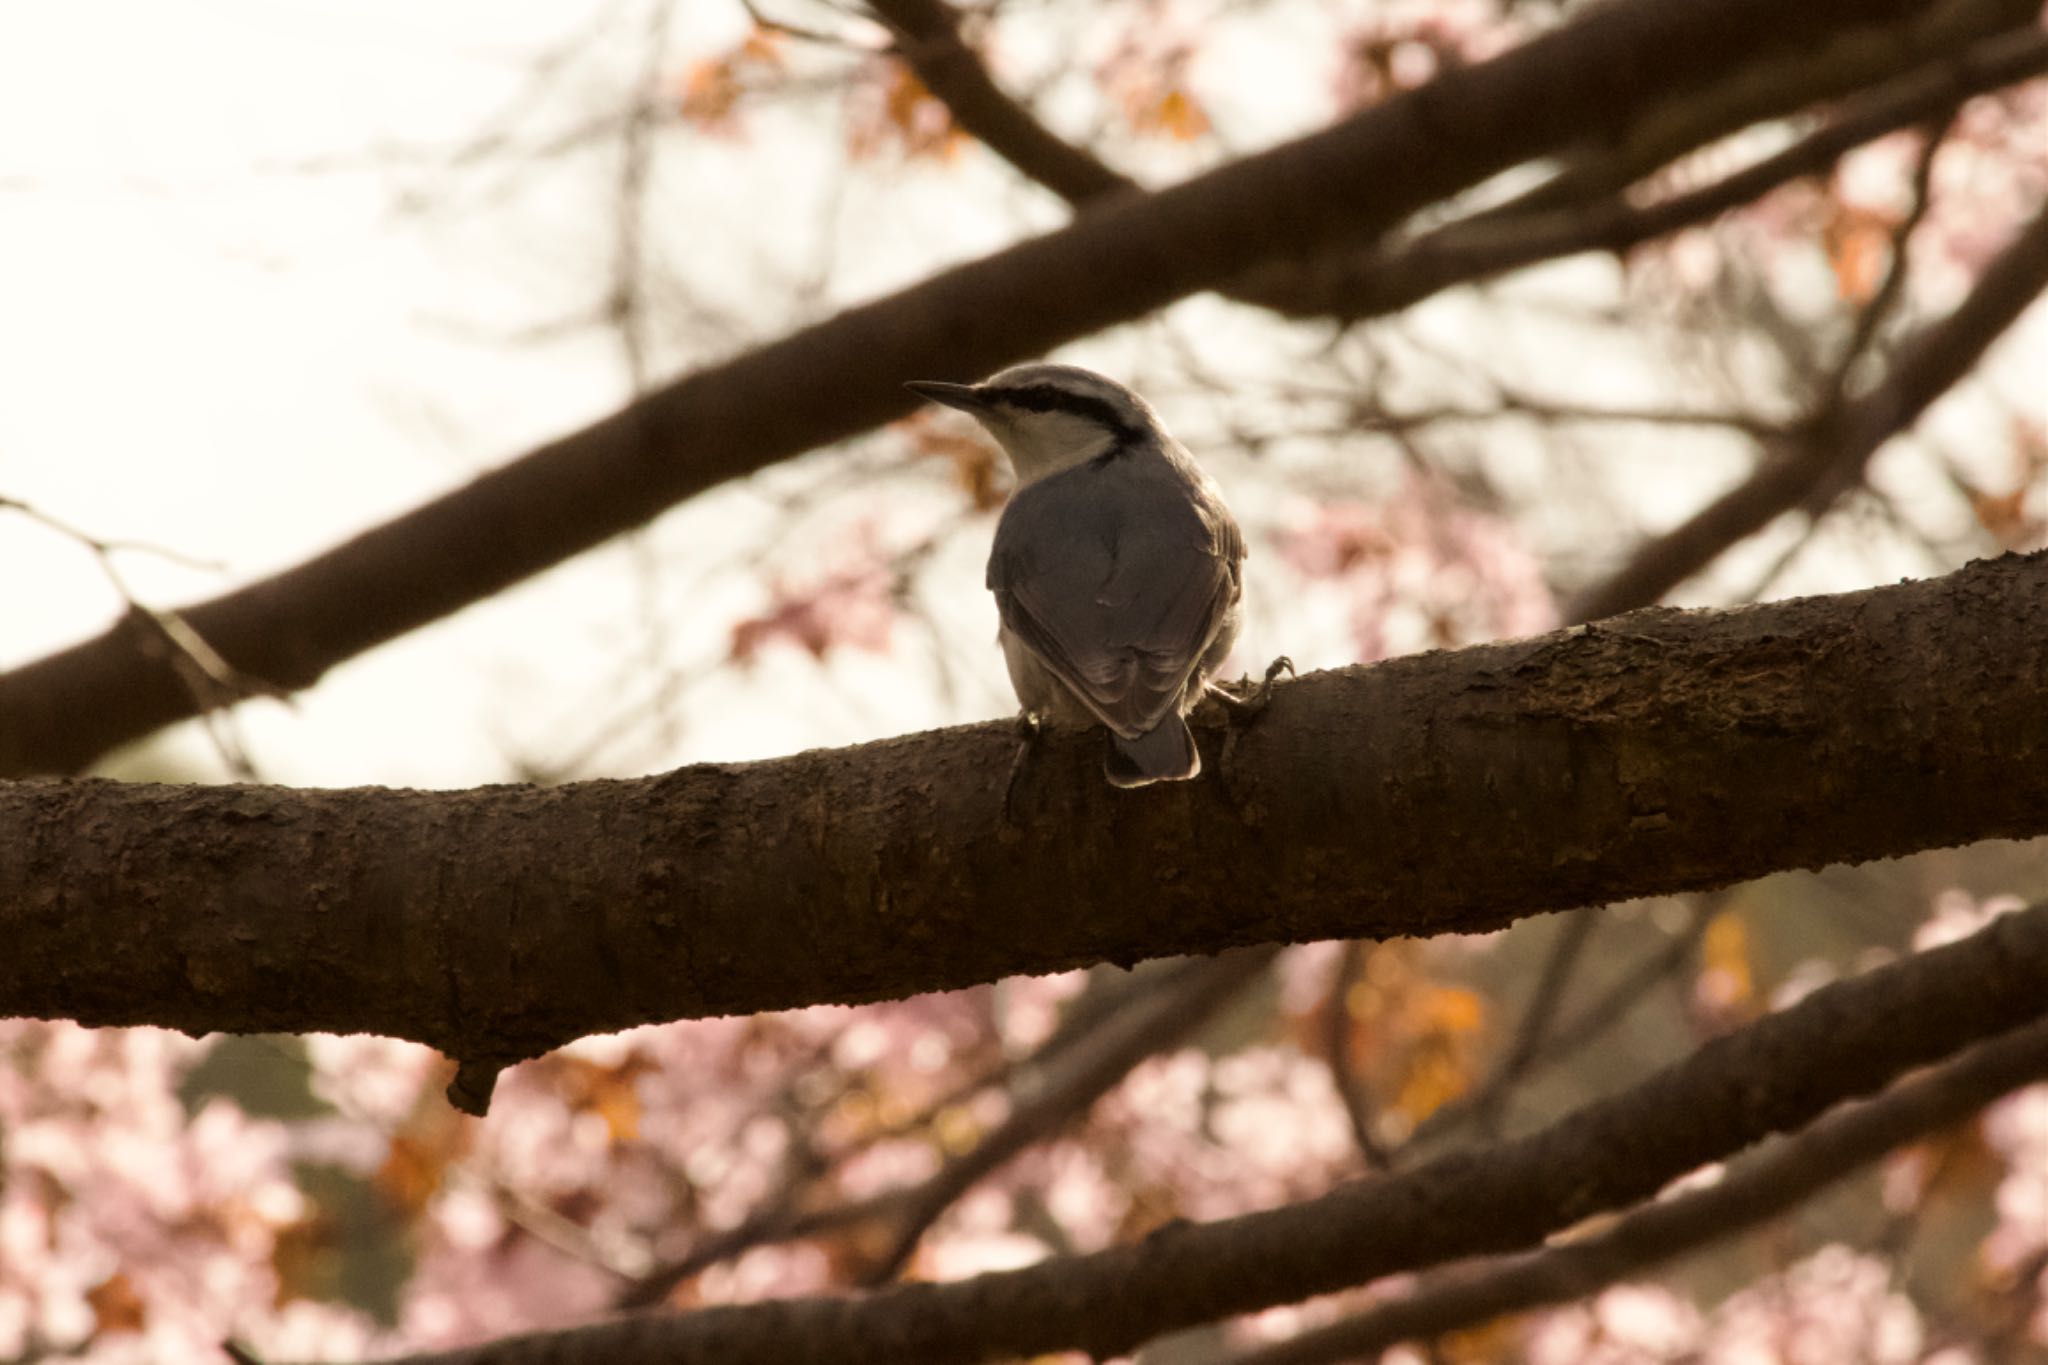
[907,363,1245,787]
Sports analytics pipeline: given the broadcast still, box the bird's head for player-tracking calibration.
[906,363,1160,486]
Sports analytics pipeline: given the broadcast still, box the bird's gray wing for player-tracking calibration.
[988,461,1239,739]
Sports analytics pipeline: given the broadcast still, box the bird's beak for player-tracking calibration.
[904,380,989,413]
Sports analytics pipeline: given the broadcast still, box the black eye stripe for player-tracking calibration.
[984,384,1139,437]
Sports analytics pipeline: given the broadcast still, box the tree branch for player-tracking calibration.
[874,0,2048,328]
[1228,1009,2048,1365]
[3,553,2045,1069]
[1353,23,2048,313]
[0,0,2015,777]
[343,899,2048,1365]
[1567,191,2048,621]
[866,0,1131,204]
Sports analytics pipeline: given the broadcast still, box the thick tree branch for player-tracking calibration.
[349,900,2048,1365]
[1229,1009,2048,1365]
[3,553,2045,1070]
[875,0,2048,327]
[0,0,2002,778]
[1341,23,2048,321]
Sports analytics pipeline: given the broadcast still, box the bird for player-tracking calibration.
[905,363,1246,787]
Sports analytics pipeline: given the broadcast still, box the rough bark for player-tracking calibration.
[2,552,2044,1071]
[354,900,2048,1365]
[0,0,1978,778]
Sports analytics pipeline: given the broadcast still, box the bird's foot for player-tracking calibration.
[1002,712,1044,824]
[1209,655,1295,718]
[1212,657,1293,814]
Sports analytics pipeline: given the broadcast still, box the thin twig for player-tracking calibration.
[1470,907,1602,1139]
[1324,941,1392,1169]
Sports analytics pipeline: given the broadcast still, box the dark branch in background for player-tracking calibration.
[1470,906,1601,1140]
[1405,897,1718,1154]
[1227,1009,2048,1365]
[1352,23,2048,319]
[857,946,1277,1287]
[2,553,2044,1071]
[0,496,266,780]
[1825,110,1950,395]
[613,948,1277,1309]
[875,0,2047,323]
[878,0,2048,323]
[1567,193,2048,621]
[1,0,2036,777]
[867,0,1132,204]
[1323,941,1392,1168]
[348,901,2048,1365]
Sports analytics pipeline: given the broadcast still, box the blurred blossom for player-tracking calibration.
[1659,1162,1726,1200]
[1768,957,1839,1011]
[993,970,1090,1053]
[1277,478,1556,663]
[1914,889,2027,951]
[400,1225,616,1347]
[1106,1046,1353,1219]
[728,524,899,665]
[1708,1245,1923,1364]
[1041,1146,1127,1250]
[305,1034,443,1126]
[1277,942,1347,1015]
[701,1243,834,1303]
[836,1137,944,1201]
[1332,0,1521,111]
[1982,1084,2048,1271]
[1528,1248,1923,1364]
[1526,1283,1702,1364]
[0,1025,303,1361]
[922,1228,1046,1279]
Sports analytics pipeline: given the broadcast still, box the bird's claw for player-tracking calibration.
[1002,712,1044,823]
[1209,655,1294,718]
[1212,657,1292,814]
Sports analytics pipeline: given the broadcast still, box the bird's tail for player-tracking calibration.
[1104,717,1200,788]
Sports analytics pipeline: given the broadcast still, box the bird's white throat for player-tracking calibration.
[984,409,1127,487]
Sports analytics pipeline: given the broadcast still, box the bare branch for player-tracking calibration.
[0,495,266,779]
[1323,941,1392,1168]
[1301,23,2048,321]
[1228,1009,2048,1365]
[1469,906,1601,1139]
[343,899,2048,1365]
[1405,897,1717,1154]
[613,951,1274,1308]
[858,946,1277,1285]
[866,0,1131,203]
[1568,193,2048,621]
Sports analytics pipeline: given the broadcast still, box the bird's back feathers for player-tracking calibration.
[988,436,1243,743]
